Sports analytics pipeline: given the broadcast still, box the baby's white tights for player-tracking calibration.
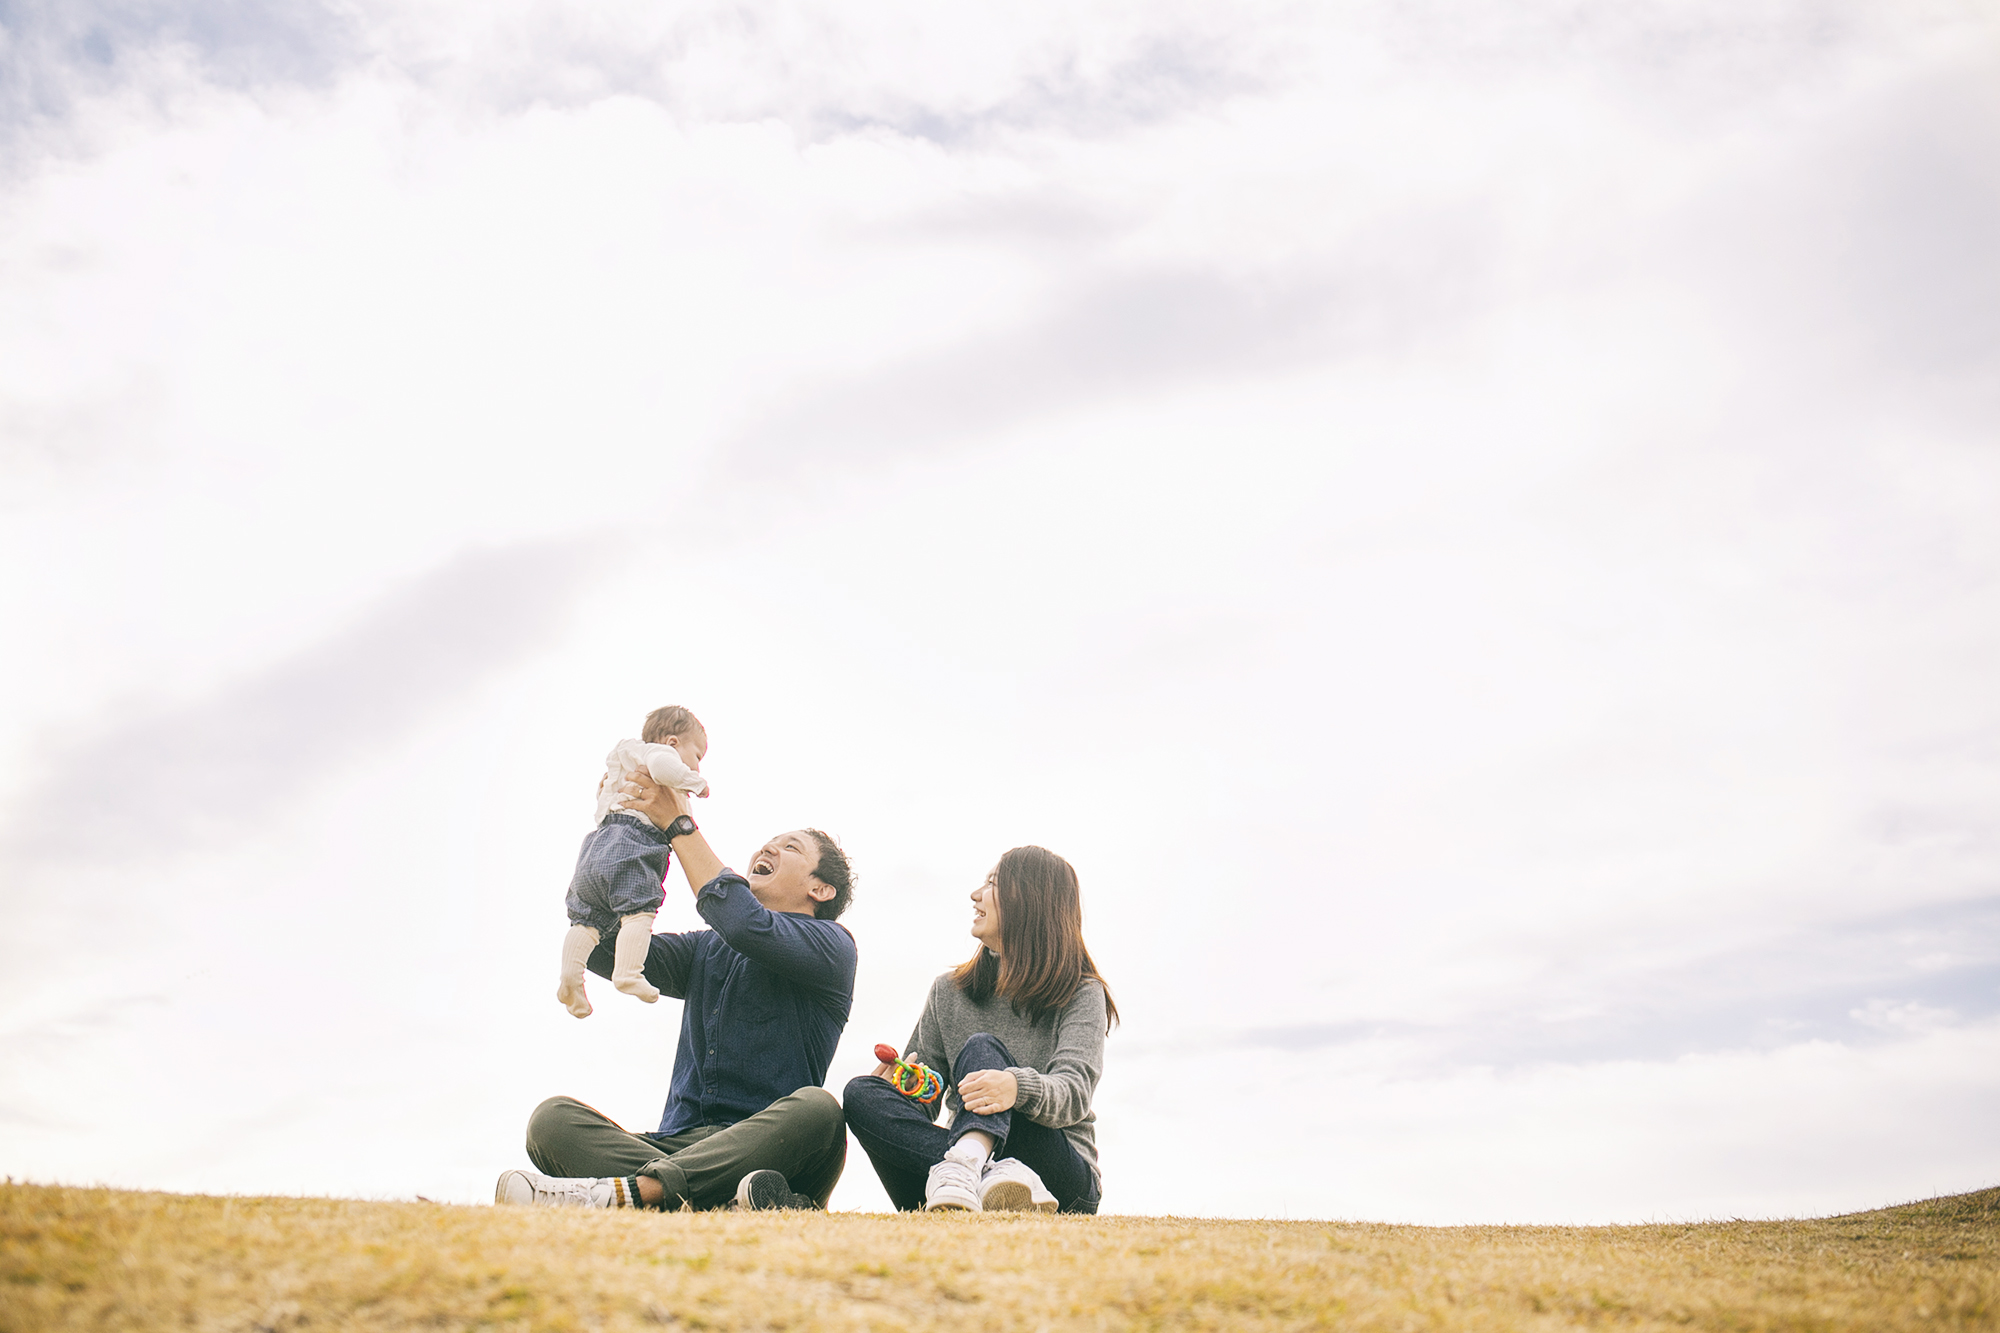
[611,912,661,1003]
[557,925,600,1018]
[556,914,662,1018]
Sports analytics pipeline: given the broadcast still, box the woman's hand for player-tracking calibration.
[619,768,691,826]
[957,1069,1017,1115]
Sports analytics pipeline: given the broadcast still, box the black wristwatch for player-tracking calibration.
[661,814,698,842]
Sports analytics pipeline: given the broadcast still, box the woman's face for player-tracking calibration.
[969,868,1003,954]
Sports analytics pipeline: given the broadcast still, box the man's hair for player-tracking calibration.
[804,829,855,921]
[642,705,706,746]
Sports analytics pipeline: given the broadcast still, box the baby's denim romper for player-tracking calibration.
[565,812,674,935]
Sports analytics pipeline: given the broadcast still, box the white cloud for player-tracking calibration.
[1850,998,1958,1033]
[1101,1020,2000,1222]
[1,0,1997,1221]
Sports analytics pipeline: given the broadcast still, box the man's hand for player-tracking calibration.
[619,769,690,825]
[620,768,724,895]
[958,1069,1017,1115]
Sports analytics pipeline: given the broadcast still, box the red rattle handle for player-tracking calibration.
[872,1042,943,1105]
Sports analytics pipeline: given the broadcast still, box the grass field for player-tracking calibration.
[3,1180,1995,1331]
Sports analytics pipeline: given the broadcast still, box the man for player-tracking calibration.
[496,772,857,1211]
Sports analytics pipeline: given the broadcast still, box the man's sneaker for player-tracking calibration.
[735,1169,814,1211]
[979,1158,1058,1212]
[924,1153,983,1211]
[494,1169,630,1208]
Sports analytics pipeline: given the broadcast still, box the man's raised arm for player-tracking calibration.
[616,771,854,1004]
[616,771,724,894]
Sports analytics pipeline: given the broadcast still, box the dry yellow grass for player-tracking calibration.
[2,1180,1995,1331]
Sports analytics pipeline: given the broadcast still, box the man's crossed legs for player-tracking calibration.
[498,1087,846,1211]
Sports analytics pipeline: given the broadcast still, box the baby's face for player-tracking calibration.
[664,731,708,770]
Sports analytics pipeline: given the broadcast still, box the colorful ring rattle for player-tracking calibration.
[875,1043,944,1106]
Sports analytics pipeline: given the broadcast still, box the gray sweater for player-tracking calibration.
[904,970,1108,1186]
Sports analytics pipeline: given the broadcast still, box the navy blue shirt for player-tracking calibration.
[588,869,856,1134]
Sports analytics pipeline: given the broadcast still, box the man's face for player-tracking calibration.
[747,830,833,916]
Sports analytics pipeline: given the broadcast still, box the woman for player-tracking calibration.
[842,845,1117,1213]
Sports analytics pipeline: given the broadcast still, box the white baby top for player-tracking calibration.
[593,738,709,828]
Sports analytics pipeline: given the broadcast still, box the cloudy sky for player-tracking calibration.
[2,0,1997,1222]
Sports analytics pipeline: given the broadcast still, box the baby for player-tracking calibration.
[557,705,710,1018]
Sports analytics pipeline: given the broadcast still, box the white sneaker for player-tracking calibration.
[979,1158,1058,1212]
[924,1153,983,1211]
[494,1169,628,1208]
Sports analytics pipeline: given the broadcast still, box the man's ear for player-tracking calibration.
[807,878,836,904]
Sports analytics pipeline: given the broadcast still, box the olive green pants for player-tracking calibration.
[524,1088,846,1211]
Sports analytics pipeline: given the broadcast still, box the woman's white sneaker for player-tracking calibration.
[924,1154,983,1211]
[978,1158,1058,1212]
[494,1169,628,1207]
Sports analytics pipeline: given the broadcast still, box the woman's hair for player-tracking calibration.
[950,846,1118,1031]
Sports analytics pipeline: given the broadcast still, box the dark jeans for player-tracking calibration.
[525,1087,846,1211]
[841,1033,1101,1214]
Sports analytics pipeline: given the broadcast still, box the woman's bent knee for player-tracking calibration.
[842,1075,895,1122]
[956,1032,1012,1064]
